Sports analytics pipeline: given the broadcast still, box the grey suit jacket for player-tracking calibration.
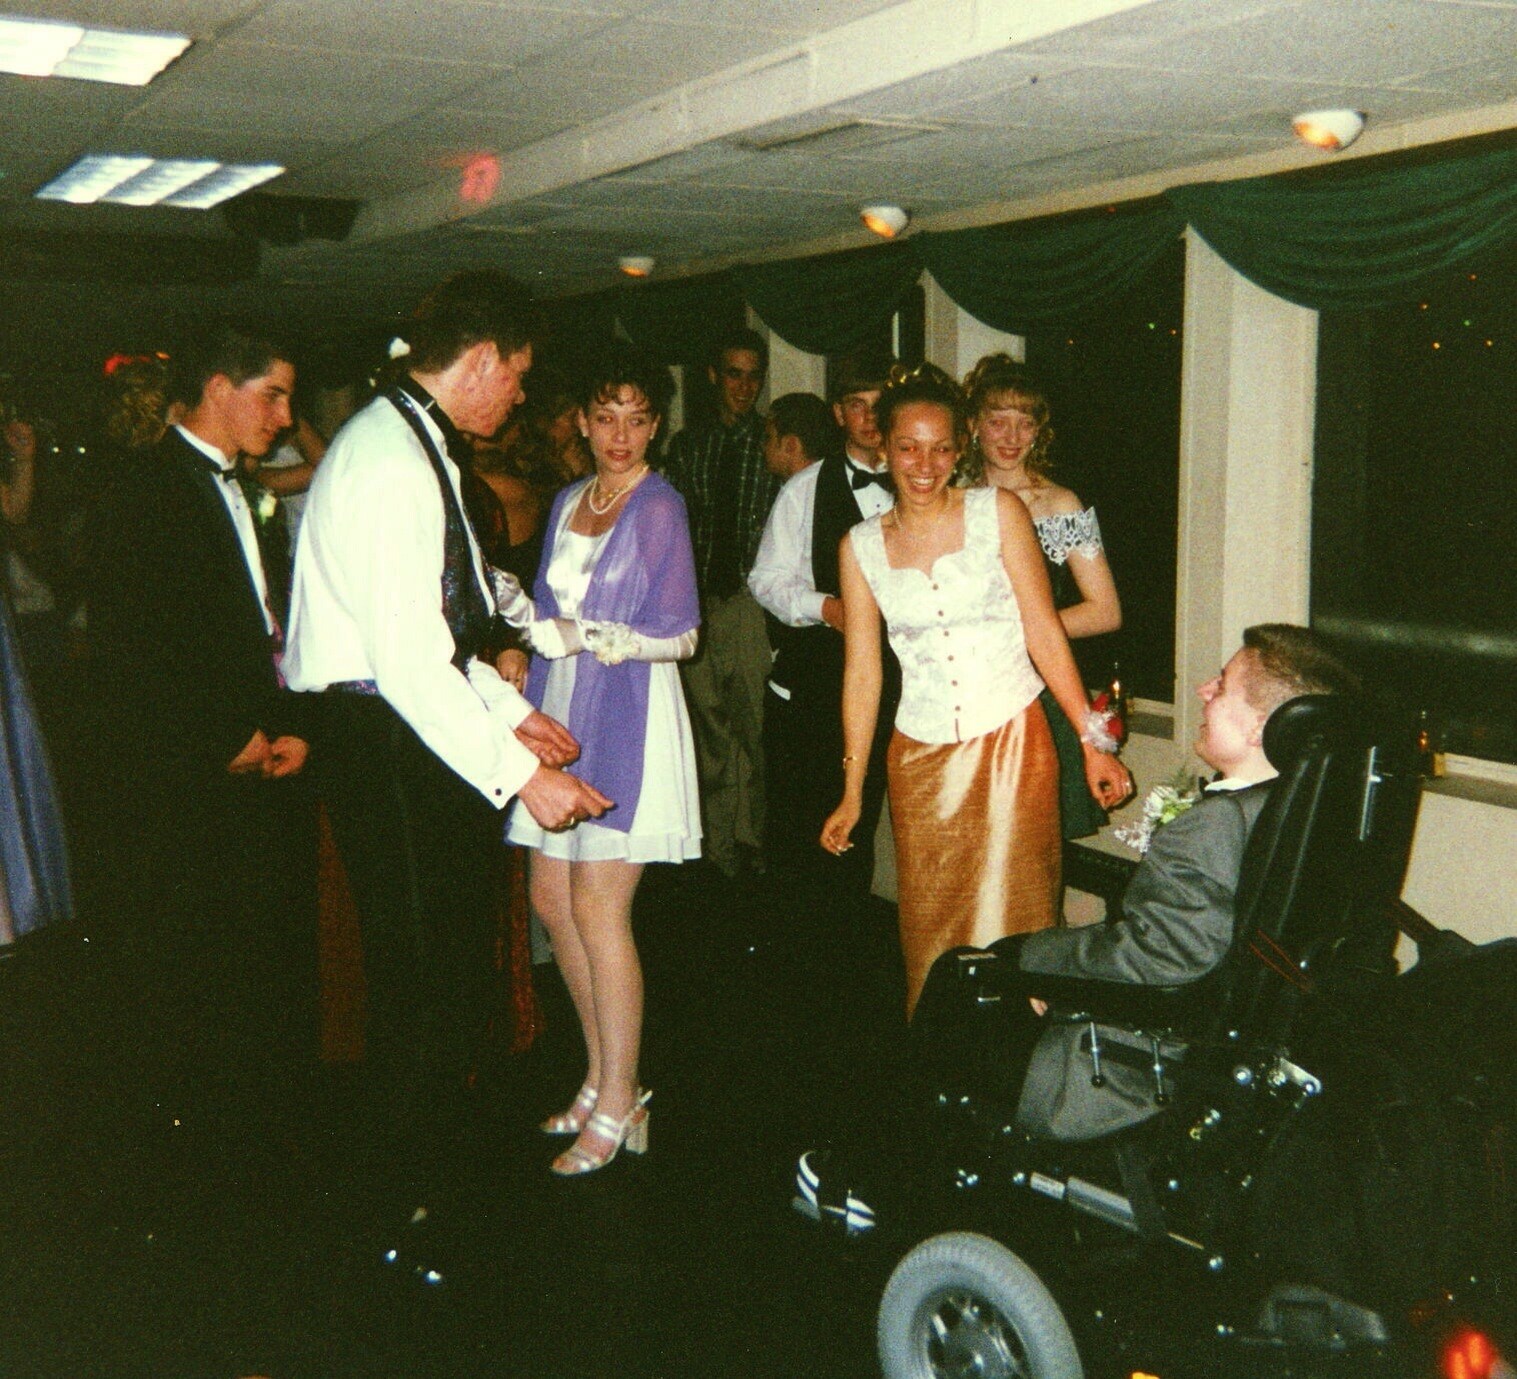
[1013,781,1273,1141]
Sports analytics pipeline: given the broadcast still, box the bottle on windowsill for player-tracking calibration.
[1416,708,1447,778]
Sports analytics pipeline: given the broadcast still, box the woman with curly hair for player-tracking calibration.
[506,344,700,1173]
[820,365,1130,1015]
[961,354,1123,839]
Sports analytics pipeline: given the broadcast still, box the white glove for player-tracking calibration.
[490,568,535,628]
[526,617,583,659]
[580,621,699,666]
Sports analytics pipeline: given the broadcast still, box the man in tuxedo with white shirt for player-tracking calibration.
[285,270,608,1269]
[750,352,900,949]
[90,322,317,1150]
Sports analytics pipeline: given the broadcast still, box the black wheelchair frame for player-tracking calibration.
[868,696,1514,1379]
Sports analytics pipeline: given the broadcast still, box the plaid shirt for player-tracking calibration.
[665,410,779,600]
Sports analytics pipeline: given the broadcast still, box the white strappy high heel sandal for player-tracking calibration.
[540,1084,598,1136]
[550,1089,651,1177]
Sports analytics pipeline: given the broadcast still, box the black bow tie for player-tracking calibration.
[200,455,239,484]
[849,463,891,493]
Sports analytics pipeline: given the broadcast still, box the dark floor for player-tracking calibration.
[0,862,910,1379]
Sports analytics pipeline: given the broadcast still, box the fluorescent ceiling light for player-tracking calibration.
[36,155,284,209]
[0,14,189,85]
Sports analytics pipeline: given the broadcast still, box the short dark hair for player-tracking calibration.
[709,325,768,375]
[875,362,969,449]
[768,392,839,463]
[829,347,897,403]
[579,342,674,424]
[1242,623,1363,714]
[169,321,292,407]
[406,269,538,374]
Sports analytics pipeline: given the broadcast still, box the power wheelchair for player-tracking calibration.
[813,696,1516,1378]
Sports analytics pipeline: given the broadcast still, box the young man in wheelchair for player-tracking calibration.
[797,623,1363,1233]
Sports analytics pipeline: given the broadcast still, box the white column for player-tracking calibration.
[922,271,1024,379]
[1174,228,1317,752]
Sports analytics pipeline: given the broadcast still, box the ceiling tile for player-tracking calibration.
[231,0,623,66]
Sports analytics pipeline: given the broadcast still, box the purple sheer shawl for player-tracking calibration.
[524,472,699,831]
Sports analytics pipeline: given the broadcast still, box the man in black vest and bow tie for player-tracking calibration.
[750,351,901,965]
[90,322,317,1157]
[286,271,607,1277]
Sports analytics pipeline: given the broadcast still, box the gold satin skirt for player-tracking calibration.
[888,700,1061,1017]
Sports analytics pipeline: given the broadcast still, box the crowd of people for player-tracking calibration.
[0,265,1365,1289]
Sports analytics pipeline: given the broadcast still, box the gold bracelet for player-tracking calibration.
[842,754,858,766]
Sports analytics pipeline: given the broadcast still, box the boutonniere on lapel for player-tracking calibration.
[1113,770,1200,855]
[236,472,280,527]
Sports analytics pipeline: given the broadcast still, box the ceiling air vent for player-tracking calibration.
[730,117,942,157]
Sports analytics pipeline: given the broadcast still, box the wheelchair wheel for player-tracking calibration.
[878,1232,1083,1379]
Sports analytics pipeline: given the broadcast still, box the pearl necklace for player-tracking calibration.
[586,464,647,516]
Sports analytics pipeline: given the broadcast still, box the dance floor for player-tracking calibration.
[0,863,906,1379]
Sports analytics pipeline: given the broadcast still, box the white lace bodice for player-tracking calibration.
[851,486,1044,744]
[1033,506,1102,566]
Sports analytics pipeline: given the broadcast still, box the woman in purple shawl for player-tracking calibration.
[506,346,700,1176]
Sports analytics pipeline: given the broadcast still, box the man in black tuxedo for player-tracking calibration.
[749,352,899,950]
[89,324,316,1145]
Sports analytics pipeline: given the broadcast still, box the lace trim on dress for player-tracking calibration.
[1034,507,1102,566]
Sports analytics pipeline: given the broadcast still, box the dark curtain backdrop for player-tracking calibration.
[916,199,1185,333]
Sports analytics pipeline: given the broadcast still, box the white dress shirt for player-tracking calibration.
[749,456,894,628]
[284,395,537,808]
[175,424,276,635]
[749,454,893,700]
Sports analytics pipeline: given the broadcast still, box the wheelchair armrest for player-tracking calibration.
[1021,972,1208,1031]
[954,945,1211,1032]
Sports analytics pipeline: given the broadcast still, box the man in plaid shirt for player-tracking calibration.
[665,327,779,879]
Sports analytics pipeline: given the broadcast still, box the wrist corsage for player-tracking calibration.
[1079,708,1121,755]
[580,620,639,666]
[1113,774,1200,854]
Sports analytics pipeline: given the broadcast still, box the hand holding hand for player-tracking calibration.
[526,617,583,659]
[264,735,309,779]
[227,729,272,775]
[1082,746,1133,811]
[820,796,861,856]
[514,710,579,768]
[517,767,613,832]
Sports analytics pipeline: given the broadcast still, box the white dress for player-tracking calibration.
[505,496,702,863]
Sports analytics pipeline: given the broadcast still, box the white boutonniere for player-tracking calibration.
[255,488,279,525]
[1113,771,1200,854]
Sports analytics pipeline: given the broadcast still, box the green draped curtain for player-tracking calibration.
[613,271,745,363]
[547,143,1517,357]
[1165,145,1517,312]
[916,199,1185,332]
[736,241,922,355]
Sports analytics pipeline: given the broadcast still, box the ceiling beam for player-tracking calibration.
[343,0,1163,246]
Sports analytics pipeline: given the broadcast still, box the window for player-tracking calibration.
[1024,239,1184,701]
[1312,241,1517,764]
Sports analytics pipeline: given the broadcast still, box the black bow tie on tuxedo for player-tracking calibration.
[849,463,892,492]
[200,455,239,484]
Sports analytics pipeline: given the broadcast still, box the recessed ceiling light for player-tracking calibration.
[618,255,655,278]
[1291,109,1365,152]
[36,155,284,209]
[0,14,189,86]
[860,204,909,239]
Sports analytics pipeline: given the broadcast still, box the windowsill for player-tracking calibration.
[1424,754,1517,811]
[1128,698,1174,741]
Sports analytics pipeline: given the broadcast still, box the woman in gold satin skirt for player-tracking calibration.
[821,365,1132,1016]
[887,699,1061,1012]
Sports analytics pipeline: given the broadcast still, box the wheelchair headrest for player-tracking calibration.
[1262,694,1358,772]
